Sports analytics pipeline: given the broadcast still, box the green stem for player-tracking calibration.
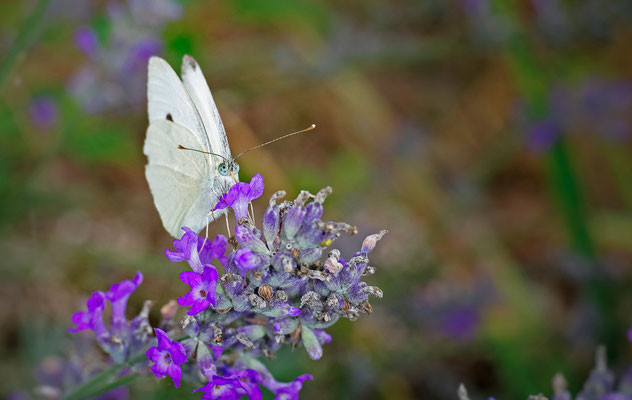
[0,0,51,90]
[547,141,596,258]
[62,352,147,400]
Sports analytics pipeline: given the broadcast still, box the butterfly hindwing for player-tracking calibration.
[144,120,224,237]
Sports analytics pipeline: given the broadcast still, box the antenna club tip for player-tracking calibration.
[311,124,316,129]
[177,145,185,149]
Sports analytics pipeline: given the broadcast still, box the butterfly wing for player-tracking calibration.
[146,57,227,238]
[147,56,211,151]
[180,55,233,166]
[144,119,224,237]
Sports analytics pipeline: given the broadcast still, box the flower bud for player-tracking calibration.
[262,206,280,246]
[234,225,269,254]
[283,205,307,240]
[160,300,178,321]
[258,284,273,303]
[361,230,388,254]
[324,257,343,274]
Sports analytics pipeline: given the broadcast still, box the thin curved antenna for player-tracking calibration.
[233,124,316,160]
[177,145,229,162]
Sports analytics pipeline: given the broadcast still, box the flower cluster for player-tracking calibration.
[144,173,386,398]
[63,173,386,399]
[69,271,152,364]
[521,78,632,152]
[67,0,182,113]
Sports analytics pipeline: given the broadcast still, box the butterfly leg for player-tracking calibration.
[249,201,255,224]
[200,213,210,253]
[224,212,231,237]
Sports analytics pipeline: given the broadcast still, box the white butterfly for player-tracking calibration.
[144,55,240,238]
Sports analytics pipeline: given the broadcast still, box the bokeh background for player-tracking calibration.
[2,0,632,399]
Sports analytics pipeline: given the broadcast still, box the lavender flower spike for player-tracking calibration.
[146,328,188,387]
[214,174,264,220]
[68,291,107,337]
[106,271,143,331]
[193,369,262,400]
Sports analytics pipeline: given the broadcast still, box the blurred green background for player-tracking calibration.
[2,0,632,399]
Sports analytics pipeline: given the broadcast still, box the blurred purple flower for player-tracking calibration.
[74,27,98,55]
[67,0,182,113]
[146,328,188,388]
[526,120,560,152]
[129,0,182,26]
[520,77,632,151]
[194,369,262,400]
[124,38,162,74]
[29,96,59,130]
[439,306,480,341]
[106,271,143,331]
[413,278,494,342]
[68,291,107,336]
[262,373,313,400]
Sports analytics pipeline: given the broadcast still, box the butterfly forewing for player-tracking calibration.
[147,57,211,152]
[180,55,233,166]
[145,56,237,238]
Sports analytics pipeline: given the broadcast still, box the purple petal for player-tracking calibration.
[179,271,202,288]
[248,174,264,200]
[167,363,182,387]
[177,291,196,307]
[154,328,171,349]
[170,341,188,365]
[187,298,211,315]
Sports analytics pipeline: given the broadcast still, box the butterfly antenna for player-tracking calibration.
[178,145,229,162]
[233,124,316,160]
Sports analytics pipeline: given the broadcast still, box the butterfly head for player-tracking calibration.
[218,160,240,183]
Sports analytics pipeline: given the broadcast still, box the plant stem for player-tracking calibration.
[0,0,51,90]
[62,352,147,400]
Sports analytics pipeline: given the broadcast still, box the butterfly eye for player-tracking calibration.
[218,163,228,176]
[232,163,240,173]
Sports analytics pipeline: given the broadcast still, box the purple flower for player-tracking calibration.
[526,120,560,153]
[123,38,162,73]
[282,205,307,240]
[439,306,480,341]
[166,227,227,273]
[68,291,107,336]
[263,374,313,400]
[214,174,264,220]
[234,225,269,254]
[178,266,220,315]
[74,27,98,55]
[29,96,58,130]
[234,248,265,273]
[129,0,183,26]
[106,272,143,331]
[193,369,262,400]
[146,328,187,387]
